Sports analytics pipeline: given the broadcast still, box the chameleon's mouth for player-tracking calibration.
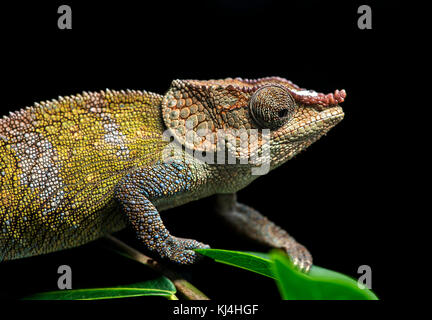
[280,105,344,143]
[269,105,344,168]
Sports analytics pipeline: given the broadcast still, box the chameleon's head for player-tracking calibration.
[162,77,345,173]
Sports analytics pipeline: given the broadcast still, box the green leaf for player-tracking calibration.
[271,251,378,300]
[23,276,176,300]
[195,248,378,300]
[195,248,274,278]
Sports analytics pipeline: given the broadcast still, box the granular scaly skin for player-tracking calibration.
[0,77,346,271]
[0,90,167,260]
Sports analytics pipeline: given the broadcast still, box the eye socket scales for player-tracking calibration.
[249,84,295,129]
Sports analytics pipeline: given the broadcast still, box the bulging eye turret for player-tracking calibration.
[249,85,295,129]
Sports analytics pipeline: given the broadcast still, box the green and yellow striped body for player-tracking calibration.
[0,90,168,261]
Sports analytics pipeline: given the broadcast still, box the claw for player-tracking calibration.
[282,242,313,273]
[298,260,305,271]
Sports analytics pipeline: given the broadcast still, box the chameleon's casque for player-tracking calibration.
[0,77,345,271]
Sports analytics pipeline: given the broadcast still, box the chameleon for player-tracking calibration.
[0,77,345,272]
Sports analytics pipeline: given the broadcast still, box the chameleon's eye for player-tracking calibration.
[249,85,295,129]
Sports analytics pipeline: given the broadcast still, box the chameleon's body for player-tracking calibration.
[0,77,345,270]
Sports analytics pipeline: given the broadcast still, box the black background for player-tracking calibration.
[0,0,406,307]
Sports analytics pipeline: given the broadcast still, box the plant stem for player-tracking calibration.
[104,235,210,300]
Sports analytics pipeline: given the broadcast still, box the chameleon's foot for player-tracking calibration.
[281,241,313,273]
[159,235,210,265]
[214,193,313,273]
[116,174,210,265]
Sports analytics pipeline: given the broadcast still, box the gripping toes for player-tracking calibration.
[159,236,210,265]
[214,194,314,272]
[282,242,313,273]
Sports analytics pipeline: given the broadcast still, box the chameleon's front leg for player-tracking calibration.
[115,167,209,265]
[215,193,312,272]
